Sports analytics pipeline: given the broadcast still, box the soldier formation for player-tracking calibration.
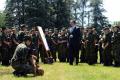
[0,23,120,68]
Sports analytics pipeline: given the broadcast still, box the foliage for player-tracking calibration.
[71,0,89,27]
[89,0,109,31]
[0,12,6,28]
[5,0,109,30]
[71,0,109,30]
[5,0,72,28]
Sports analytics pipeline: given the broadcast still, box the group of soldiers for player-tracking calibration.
[80,26,120,66]
[0,24,120,67]
[0,25,39,66]
[0,25,69,66]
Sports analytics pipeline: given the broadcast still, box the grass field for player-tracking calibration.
[0,62,120,80]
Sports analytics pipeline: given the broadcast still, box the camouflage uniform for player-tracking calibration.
[86,32,96,65]
[51,33,58,62]
[1,32,12,66]
[58,32,68,62]
[112,31,120,66]
[11,43,34,75]
[93,33,99,63]
[11,32,19,59]
[0,33,2,62]
[31,33,39,63]
[80,33,87,63]
[102,32,113,66]
[99,34,104,64]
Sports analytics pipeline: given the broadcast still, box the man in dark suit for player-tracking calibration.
[68,20,81,65]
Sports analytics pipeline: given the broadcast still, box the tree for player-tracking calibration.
[56,0,71,28]
[71,0,89,27]
[5,0,72,29]
[89,0,109,31]
[0,12,6,27]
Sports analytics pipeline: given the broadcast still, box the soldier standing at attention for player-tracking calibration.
[1,28,12,66]
[99,31,104,64]
[58,30,68,62]
[86,27,96,65]
[51,29,58,62]
[102,27,113,66]
[0,28,2,63]
[92,28,99,63]
[30,28,39,63]
[111,26,120,67]
[80,28,87,63]
[11,28,19,59]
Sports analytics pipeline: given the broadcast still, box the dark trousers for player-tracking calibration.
[1,46,12,66]
[99,48,104,64]
[103,46,113,66]
[50,46,57,62]
[69,44,79,65]
[51,50,57,62]
[80,44,87,63]
[0,46,2,62]
[12,63,33,75]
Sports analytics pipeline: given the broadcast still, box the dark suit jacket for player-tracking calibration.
[68,27,81,47]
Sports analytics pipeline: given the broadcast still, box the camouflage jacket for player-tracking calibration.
[11,43,29,65]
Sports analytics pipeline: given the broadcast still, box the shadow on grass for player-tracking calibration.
[0,71,38,78]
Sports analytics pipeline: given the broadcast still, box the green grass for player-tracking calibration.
[0,62,120,80]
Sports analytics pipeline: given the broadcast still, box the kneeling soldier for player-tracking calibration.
[11,35,44,77]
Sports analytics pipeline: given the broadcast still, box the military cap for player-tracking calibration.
[45,28,48,32]
[103,27,109,30]
[24,35,32,41]
[87,26,93,29]
[49,29,52,32]
[54,28,57,30]
[114,26,120,29]
[31,28,35,31]
[20,24,26,28]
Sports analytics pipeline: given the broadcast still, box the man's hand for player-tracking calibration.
[30,55,37,76]
[31,55,37,60]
